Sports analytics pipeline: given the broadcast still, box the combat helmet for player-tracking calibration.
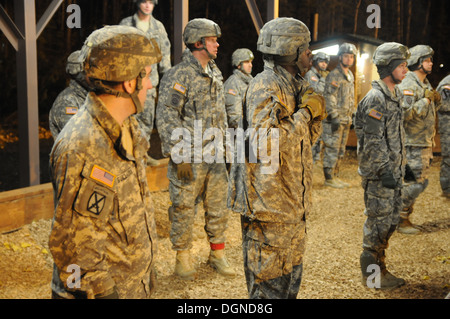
[231,48,254,68]
[312,52,330,64]
[133,0,158,6]
[81,25,162,113]
[338,43,358,56]
[183,18,221,45]
[407,45,434,71]
[373,42,410,81]
[66,50,83,76]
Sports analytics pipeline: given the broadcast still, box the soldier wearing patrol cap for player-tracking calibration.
[49,50,90,140]
[397,45,442,234]
[120,0,171,166]
[355,42,410,290]
[437,75,450,198]
[223,48,254,129]
[230,17,326,299]
[49,25,162,299]
[156,18,235,280]
[305,51,330,163]
[322,43,357,188]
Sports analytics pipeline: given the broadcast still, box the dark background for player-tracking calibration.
[0,0,449,191]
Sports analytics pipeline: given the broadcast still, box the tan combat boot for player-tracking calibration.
[378,252,406,290]
[324,168,345,188]
[209,249,236,278]
[174,250,197,280]
[397,207,420,235]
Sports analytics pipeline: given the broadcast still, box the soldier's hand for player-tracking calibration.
[433,90,441,103]
[424,89,435,103]
[176,162,193,181]
[300,91,327,121]
[380,171,397,189]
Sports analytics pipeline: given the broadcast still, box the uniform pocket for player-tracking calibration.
[74,178,115,221]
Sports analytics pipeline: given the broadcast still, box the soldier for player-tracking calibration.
[355,42,410,290]
[322,43,357,188]
[49,50,90,139]
[397,45,441,234]
[49,25,162,299]
[223,48,254,129]
[437,75,450,198]
[233,17,326,299]
[305,52,330,163]
[120,0,172,165]
[156,18,235,280]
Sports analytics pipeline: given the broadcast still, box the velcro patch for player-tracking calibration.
[311,76,319,82]
[331,81,339,88]
[444,85,450,90]
[65,107,78,115]
[368,109,383,120]
[173,82,186,94]
[403,89,414,96]
[90,165,116,188]
[227,89,237,96]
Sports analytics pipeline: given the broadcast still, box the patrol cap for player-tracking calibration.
[312,52,330,64]
[82,25,162,83]
[257,17,310,56]
[66,50,83,76]
[183,18,221,45]
[338,43,358,56]
[407,45,434,67]
[372,42,410,67]
[231,48,254,67]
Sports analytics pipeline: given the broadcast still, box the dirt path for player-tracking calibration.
[0,150,448,299]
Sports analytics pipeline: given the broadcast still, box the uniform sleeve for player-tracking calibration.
[323,74,340,119]
[399,86,430,120]
[49,151,116,297]
[156,22,172,75]
[224,79,244,129]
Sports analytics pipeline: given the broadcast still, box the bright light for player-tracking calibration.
[360,53,370,60]
[357,53,370,69]
[312,44,339,56]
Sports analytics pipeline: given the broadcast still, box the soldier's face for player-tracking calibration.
[138,66,153,105]
[139,1,155,15]
[341,53,354,67]
[392,62,408,83]
[240,60,253,74]
[299,49,312,70]
[421,57,433,74]
[203,36,219,59]
[317,61,328,71]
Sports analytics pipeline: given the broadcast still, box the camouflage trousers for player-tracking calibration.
[402,146,433,210]
[322,122,351,171]
[362,179,402,253]
[241,216,306,299]
[168,160,229,250]
[312,135,323,163]
[438,113,450,195]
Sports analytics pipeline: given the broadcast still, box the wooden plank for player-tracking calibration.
[0,159,170,233]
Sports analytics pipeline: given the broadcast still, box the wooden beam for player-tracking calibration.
[173,0,189,64]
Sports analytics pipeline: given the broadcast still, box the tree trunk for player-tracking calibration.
[353,0,362,34]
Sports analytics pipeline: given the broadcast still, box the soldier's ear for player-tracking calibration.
[123,79,137,94]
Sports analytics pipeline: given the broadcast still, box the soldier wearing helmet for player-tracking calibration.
[49,25,162,299]
[397,44,442,234]
[49,50,90,139]
[120,0,171,166]
[228,17,326,299]
[436,74,450,198]
[305,52,330,163]
[355,42,410,290]
[322,42,357,188]
[223,48,254,128]
[156,18,235,280]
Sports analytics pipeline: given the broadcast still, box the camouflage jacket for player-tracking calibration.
[49,92,157,299]
[120,13,171,88]
[355,80,406,180]
[49,80,88,139]
[242,61,322,224]
[223,69,253,129]
[304,66,328,95]
[156,49,227,161]
[323,64,355,124]
[437,75,450,136]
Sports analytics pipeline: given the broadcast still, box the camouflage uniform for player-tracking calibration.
[398,70,440,211]
[49,25,161,299]
[437,75,450,197]
[49,79,88,139]
[322,52,355,182]
[120,9,172,140]
[156,48,228,251]
[231,18,324,299]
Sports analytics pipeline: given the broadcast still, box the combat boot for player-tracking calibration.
[324,168,344,188]
[334,177,349,187]
[209,249,236,278]
[360,249,405,290]
[378,251,406,290]
[397,207,420,235]
[174,250,197,280]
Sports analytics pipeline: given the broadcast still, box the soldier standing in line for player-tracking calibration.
[355,42,410,290]
[397,45,441,234]
[322,43,357,188]
[232,17,326,299]
[120,0,172,166]
[436,75,450,199]
[305,52,330,163]
[156,18,235,280]
[49,25,162,299]
[49,50,90,140]
[223,48,254,129]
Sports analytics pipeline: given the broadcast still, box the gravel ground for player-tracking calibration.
[0,150,448,299]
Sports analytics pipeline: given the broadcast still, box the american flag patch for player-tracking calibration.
[173,82,186,94]
[227,89,237,96]
[311,76,319,82]
[65,107,78,115]
[331,81,339,88]
[444,85,450,90]
[368,109,383,121]
[403,89,414,96]
[90,165,116,188]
